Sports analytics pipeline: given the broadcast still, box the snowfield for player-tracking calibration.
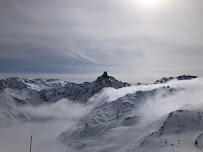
[0,72,203,152]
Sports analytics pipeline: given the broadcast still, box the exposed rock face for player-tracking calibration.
[0,77,28,90]
[102,71,109,78]
[39,72,130,103]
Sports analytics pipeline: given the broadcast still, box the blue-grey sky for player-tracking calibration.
[0,0,203,83]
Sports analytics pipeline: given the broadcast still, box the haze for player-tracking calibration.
[0,0,203,83]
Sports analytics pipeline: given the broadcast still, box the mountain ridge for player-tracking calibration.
[0,72,202,152]
[154,75,197,84]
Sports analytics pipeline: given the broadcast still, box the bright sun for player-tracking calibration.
[126,0,163,9]
[139,0,161,7]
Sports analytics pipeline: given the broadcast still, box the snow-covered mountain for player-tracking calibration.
[154,75,197,84]
[0,72,130,121]
[58,85,203,152]
[138,105,203,152]
[0,77,69,121]
[0,73,202,152]
[39,71,130,103]
[0,77,68,91]
[58,86,177,151]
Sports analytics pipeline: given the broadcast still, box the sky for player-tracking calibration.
[0,0,203,83]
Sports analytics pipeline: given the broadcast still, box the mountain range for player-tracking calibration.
[0,72,201,152]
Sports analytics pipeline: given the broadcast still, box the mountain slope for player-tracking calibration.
[58,86,176,151]
[58,100,203,152]
[137,105,203,152]
[39,71,130,103]
[0,72,130,121]
[0,73,202,152]
[0,77,68,91]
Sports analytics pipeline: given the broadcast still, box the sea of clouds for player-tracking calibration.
[0,77,203,152]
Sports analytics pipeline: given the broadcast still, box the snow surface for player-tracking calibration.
[0,72,202,152]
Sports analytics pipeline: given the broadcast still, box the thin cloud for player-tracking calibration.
[0,0,203,82]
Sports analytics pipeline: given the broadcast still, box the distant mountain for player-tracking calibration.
[0,73,202,152]
[154,75,197,84]
[0,73,198,121]
[0,77,70,121]
[39,71,130,103]
[0,77,68,91]
[0,72,130,121]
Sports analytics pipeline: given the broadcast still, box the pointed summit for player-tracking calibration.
[102,71,109,78]
[94,71,130,90]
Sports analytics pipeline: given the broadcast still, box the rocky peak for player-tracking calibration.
[94,71,130,89]
[102,71,109,78]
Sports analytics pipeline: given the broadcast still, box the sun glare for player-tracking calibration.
[138,0,161,8]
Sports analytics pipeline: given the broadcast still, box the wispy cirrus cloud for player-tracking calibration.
[0,0,203,82]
